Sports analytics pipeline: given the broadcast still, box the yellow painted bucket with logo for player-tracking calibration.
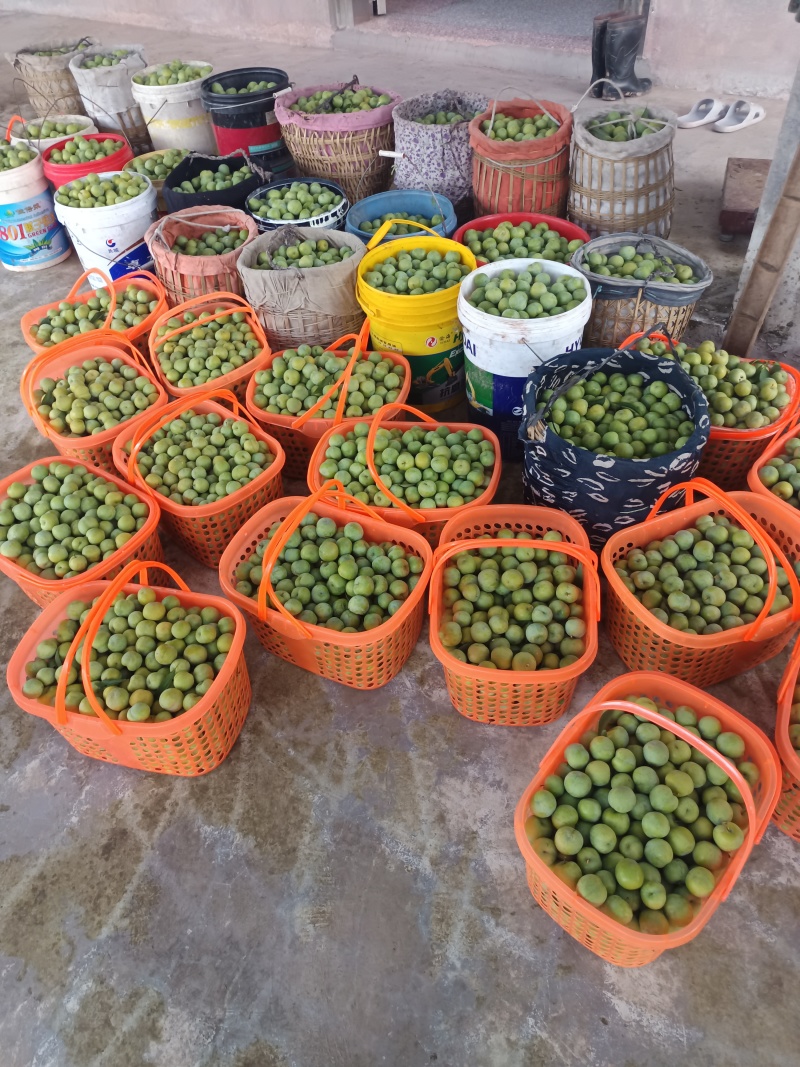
[356,220,477,413]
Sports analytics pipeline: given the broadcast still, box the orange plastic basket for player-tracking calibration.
[774,640,800,839]
[218,480,433,689]
[6,560,251,776]
[601,478,800,687]
[244,319,412,482]
[429,504,600,726]
[746,416,800,511]
[624,330,800,492]
[20,331,170,476]
[307,403,503,547]
[0,455,163,608]
[112,389,285,568]
[515,678,766,966]
[147,292,271,402]
[19,268,168,358]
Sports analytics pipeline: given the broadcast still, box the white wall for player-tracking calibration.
[1,0,337,47]
[645,0,798,99]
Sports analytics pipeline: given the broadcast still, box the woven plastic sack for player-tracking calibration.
[275,81,401,202]
[145,206,259,306]
[68,45,147,138]
[7,38,96,114]
[568,105,677,238]
[571,234,713,347]
[519,345,710,548]
[469,97,573,216]
[392,90,489,208]
[237,224,366,349]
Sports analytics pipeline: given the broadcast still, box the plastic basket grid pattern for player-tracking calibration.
[433,505,596,726]
[603,492,800,687]
[218,494,432,690]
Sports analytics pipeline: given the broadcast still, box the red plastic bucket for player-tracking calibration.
[42,132,134,189]
[453,211,590,266]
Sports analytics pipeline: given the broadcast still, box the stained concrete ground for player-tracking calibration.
[1,10,799,1067]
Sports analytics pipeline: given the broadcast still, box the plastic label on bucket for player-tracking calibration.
[408,343,465,410]
[0,191,70,267]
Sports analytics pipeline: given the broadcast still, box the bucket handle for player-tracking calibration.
[366,217,444,250]
[429,536,601,622]
[255,477,387,634]
[645,477,800,637]
[54,558,188,732]
[484,86,561,135]
[290,318,372,430]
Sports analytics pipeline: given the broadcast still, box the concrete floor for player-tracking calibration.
[1,11,800,1067]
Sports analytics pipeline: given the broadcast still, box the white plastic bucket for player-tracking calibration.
[0,150,71,272]
[458,257,593,457]
[54,171,157,286]
[8,114,97,151]
[69,46,147,131]
[131,60,216,153]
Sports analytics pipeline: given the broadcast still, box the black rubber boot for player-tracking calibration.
[602,14,652,98]
[589,15,610,98]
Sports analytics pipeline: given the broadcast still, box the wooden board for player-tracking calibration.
[719,157,771,236]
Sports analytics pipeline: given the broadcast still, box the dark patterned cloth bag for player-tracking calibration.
[519,344,710,549]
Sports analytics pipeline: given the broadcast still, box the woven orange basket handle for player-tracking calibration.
[646,477,800,637]
[364,401,441,523]
[429,536,601,620]
[62,267,118,324]
[21,330,152,438]
[256,477,387,635]
[366,218,442,250]
[290,317,372,431]
[123,386,245,488]
[148,292,255,353]
[54,558,188,734]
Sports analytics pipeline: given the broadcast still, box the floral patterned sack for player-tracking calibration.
[392,90,488,207]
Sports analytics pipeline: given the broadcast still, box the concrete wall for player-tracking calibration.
[644,0,798,99]
[0,0,338,47]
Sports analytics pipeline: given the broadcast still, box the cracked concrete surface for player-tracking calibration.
[0,11,799,1067]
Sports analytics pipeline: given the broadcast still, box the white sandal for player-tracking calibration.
[713,100,766,133]
[677,98,729,128]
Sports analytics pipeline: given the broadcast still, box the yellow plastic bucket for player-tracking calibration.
[356,220,477,413]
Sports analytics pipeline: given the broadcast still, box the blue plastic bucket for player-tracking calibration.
[345,189,457,244]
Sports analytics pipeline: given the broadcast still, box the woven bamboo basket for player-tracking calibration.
[568,105,677,239]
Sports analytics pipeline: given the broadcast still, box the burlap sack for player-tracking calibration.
[237,224,366,348]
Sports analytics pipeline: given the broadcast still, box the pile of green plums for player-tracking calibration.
[253,238,354,270]
[133,61,212,85]
[123,409,276,506]
[0,142,36,170]
[614,513,798,635]
[29,283,159,345]
[0,462,150,579]
[290,87,393,114]
[173,162,252,194]
[637,338,792,431]
[462,220,583,263]
[55,172,149,208]
[362,245,470,295]
[542,369,692,458]
[317,422,497,510]
[34,357,160,436]
[125,148,187,180]
[248,181,344,221]
[758,438,800,508]
[79,50,133,67]
[234,512,423,631]
[438,530,587,669]
[468,266,588,319]
[153,307,262,389]
[524,695,757,933]
[170,228,249,256]
[584,245,699,283]
[210,79,277,94]
[357,211,442,236]
[22,587,234,722]
[413,110,480,125]
[587,107,667,141]
[251,345,405,418]
[481,111,559,140]
[48,136,122,164]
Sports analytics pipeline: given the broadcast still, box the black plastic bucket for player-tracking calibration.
[201,66,290,161]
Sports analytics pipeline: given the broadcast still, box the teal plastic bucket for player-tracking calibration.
[346,189,456,243]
